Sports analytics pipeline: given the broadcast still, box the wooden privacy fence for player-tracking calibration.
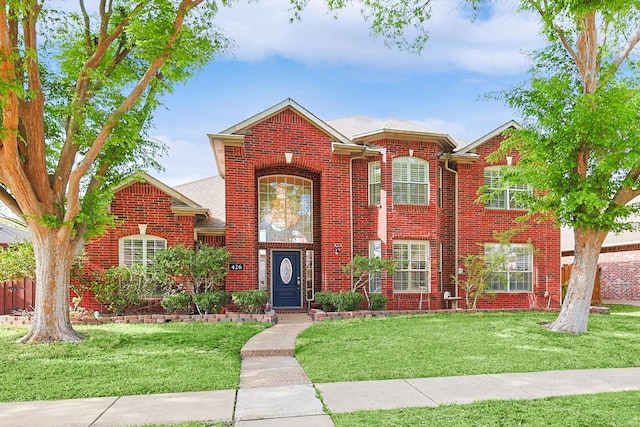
[561,264,601,305]
[0,278,36,315]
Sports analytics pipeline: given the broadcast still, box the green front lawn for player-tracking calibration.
[0,322,268,402]
[296,311,640,383]
[332,390,640,427]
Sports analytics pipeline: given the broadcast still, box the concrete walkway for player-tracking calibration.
[1,314,639,426]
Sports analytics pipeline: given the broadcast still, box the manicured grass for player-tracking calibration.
[0,322,268,402]
[296,311,640,383]
[606,304,640,315]
[332,390,640,427]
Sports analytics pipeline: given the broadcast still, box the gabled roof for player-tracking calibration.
[220,98,352,144]
[208,99,372,177]
[328,116,457,149]
[455,120,521,154]
[112,172,209,216]
[174,176,225,221]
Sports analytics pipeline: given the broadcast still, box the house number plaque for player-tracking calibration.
[229,263,244,271]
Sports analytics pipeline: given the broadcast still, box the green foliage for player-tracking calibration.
[342,255,397,307]
[153,244,231,296]
[332,291,365,312]
[160,292,192,313]
[0,241,35,281]
[232,290,269,314]
[368,293,388,310]
[92,264,157,315]
[314,291,335,312]
[313,291,365,312]
[192,290,232,314]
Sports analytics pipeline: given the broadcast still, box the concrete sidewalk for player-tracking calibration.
[1,314,639,426]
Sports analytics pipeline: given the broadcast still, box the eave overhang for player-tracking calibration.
[352,129,457,150]
[207,134,244,179]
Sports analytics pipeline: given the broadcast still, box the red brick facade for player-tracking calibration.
[80,99,562,312]
[209,100,561,310]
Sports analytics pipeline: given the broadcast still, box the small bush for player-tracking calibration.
[332,291,364,312]
[192,290,231,314]
[314,291,335,312]
[161,292,192,313]
[368,293,388,310]
[232,290,269,314]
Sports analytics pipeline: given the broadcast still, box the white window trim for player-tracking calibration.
[485,243,533,292]
[368,161,381,206]
[393,240,431,292]
[118,234,167,267]
[369,240,382,293]
[392,157,430,206]
[484,166,532,210]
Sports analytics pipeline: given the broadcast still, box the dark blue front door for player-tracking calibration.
[272,251,301,308]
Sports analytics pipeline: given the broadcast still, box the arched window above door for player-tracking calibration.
[258,175,313,243]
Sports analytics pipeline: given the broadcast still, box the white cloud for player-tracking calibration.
[151,135,218,186]
[216,0,544,75]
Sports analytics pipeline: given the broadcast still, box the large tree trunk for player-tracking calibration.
[548,228,607,334]
[19,226,83,343]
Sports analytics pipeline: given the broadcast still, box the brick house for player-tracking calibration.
[79,99,561,313]
[204,99,561,311]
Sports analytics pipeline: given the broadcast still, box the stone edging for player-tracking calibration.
[0,312,278,327]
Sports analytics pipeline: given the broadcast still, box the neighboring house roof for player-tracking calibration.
[561,197,640,254]
[175,176,226,234]
[0,220,29,245]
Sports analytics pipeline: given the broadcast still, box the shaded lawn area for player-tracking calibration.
[332,390,640,427]
[296,311,640,383]
[0,322,268,402]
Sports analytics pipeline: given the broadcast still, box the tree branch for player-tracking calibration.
[64,0,203,223]
[54,1,147,196]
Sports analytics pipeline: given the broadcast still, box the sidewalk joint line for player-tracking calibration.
[88,396,120,427]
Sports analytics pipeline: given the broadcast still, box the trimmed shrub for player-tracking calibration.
[332,291,364,312]
[161,292,192,313]
[232,290,269,314]
[368,293,388,310]
[192,290,231,314]
[314,291,335,312]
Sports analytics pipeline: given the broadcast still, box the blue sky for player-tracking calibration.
[148,1,544,186]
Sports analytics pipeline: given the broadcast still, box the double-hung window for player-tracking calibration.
[392,157,429,205]
[393,241,430,292]
[484,167,531,210]
[119,235,166,267]
[368,162,381,205]
[485,243,533,292]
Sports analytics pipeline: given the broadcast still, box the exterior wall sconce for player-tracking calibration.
[334,243,342,255]
[506,156,513,166]
[285,152,293,164]
[138,224,147,235]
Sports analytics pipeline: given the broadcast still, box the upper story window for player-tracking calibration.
[258,175,313,243]
[484,167,531,210]
[392,157,429,205]
[393,240,430,292]
[485,243,533,292]
[368,161,381,206]
[119,235,166,267]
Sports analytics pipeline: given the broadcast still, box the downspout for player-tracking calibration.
[442,156,459,298]
[349,149,368,290]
